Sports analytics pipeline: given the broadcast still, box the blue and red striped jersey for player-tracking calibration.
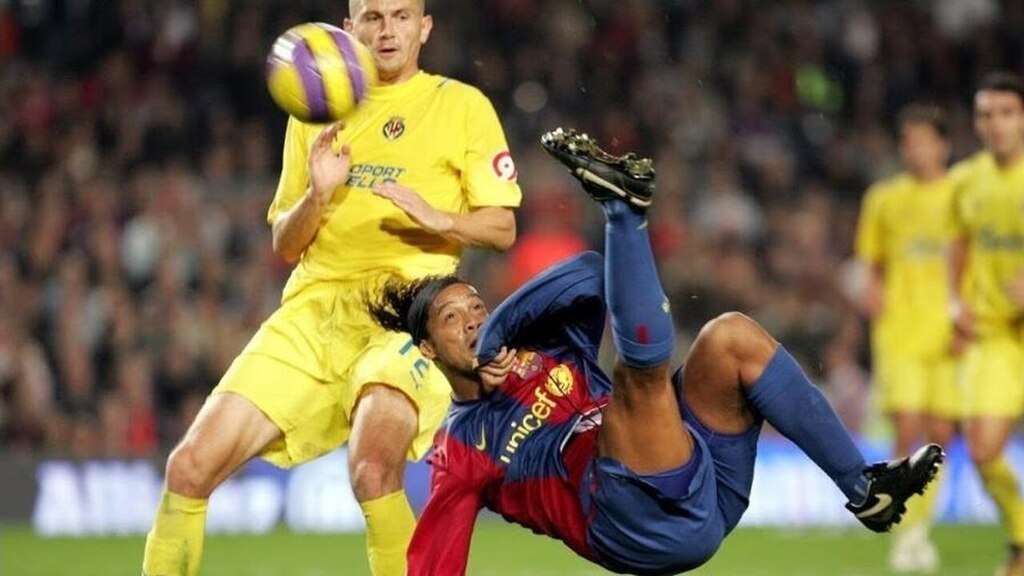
[408,252,612,575]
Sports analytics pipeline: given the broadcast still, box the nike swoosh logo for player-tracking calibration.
[474,425,487,451]
[856,493,893,518]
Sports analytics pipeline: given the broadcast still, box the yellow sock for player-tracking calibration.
[361,490,416,576]
[898,467,943,532]
[979,456,1024,544]
[142,491,208,576]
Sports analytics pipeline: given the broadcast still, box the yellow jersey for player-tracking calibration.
[856,172,956,357]
[951,151,1024,335]
[269,71,522,301]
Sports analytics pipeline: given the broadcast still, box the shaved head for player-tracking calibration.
[344,0,432,84]
[349,0,426,17]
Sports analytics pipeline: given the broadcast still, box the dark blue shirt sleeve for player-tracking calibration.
[476,251,605,366]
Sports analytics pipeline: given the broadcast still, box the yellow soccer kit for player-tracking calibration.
[855,172,959,417]
[951,152,1024,417]
[216,71,522,467]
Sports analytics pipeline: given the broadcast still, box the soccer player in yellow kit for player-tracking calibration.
[855,104,958,573]
[141,1,521,575]
[949,72,1024,576]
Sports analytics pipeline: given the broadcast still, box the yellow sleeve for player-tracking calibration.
[460,89,523,208]
[855,185,885,264]
[947,159,972,235]
[267,116,314,225]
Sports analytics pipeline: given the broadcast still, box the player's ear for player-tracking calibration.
[343,18,354,32]
[419,15,432,45]
[418,338,437,360]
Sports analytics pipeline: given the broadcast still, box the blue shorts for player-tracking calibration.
[578,370,761,575]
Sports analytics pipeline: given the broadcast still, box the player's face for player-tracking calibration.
[974,89,1024,160]
[420,284,490,377]
[345,0,432,85]
[899,122,948,178]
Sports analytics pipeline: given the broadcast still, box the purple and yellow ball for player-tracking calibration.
[266,22,378,123]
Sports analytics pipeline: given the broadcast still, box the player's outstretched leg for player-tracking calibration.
[542,128,692,478]
[541,127,655,209]
[847,444,945,533]
[684,312,945,535]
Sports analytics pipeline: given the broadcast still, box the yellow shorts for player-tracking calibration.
[213,281,452,468]
[874,353,959,419]
[960,333,1024,419]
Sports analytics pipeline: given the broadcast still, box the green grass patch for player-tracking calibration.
[0,523,1005,575]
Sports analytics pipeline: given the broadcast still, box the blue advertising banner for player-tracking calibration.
[27,436,1011,536]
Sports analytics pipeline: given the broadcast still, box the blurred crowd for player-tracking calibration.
[1,0,1021,458]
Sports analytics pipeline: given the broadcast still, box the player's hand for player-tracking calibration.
[1005,273,1024,307]
[860,277,884,318]
[950,298,975,352]
[372,182,455,234]
[476,346,517,390]
[307,122,351,208]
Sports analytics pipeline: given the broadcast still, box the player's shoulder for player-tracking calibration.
[949,151,992,181]
[424,73,494,107]
[430,405,494,476]
[866,172,911,198]
[862,173,912,212]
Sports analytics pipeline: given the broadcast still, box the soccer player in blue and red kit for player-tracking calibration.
[369,129,945,575]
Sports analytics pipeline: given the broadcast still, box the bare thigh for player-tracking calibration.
[681,312,776,435]
[166,392,283,497]
[597,362,695,474]
[964,415,1017,465]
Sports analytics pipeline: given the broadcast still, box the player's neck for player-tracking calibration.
[911,166,945,183]
[443,369,490,402]
[378,67,420,86]
[993,147,1024,169]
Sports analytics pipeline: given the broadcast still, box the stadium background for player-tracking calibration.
[0,0,1021,574]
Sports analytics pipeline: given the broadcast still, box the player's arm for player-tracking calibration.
[407,459,482,576]
[371,183,516,250]
[947,166,975,342]
[949,235,974,333]
[375,88,521,251]
[271,122,352,263]
[476,251,605,366]
[852,185,885,318]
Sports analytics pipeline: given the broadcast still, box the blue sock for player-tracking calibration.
[746,347,868,503]
[602,199,674,367]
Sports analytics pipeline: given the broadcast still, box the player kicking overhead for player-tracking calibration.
[369,128,945,575]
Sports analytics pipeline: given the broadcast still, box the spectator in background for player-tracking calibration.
[503,185,587,293]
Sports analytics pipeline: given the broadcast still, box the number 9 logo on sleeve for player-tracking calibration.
[491,151,518,182]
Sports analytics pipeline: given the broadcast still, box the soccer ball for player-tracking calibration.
[265,22,377,123]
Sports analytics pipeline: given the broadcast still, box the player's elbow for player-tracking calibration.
[490,211,517,252]
[272,236,302,264]
[271,221,303,263]
[493,229,515,252]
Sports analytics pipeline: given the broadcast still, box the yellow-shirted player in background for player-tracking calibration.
[855,104,958,573]
[142,1,522,575]
[949,72,1024,576]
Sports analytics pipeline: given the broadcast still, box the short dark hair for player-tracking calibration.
[367,275,464,344]
[976,71,1024,104]
[898,103,949,139]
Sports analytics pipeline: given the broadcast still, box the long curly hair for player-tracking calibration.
[366,275,464,342]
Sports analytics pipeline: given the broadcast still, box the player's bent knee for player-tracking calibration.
[350,458,405,502]
[698,312,767,357]
[966,438,1004,466]
[165,441,219,498]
